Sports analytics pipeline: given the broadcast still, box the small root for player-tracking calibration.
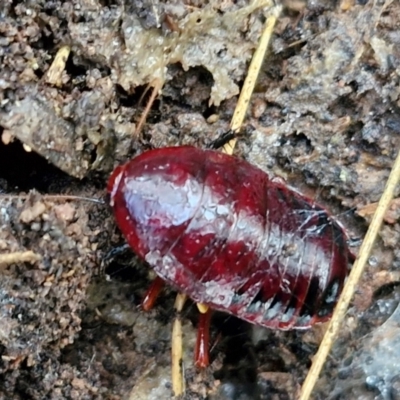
[135,80,162,137]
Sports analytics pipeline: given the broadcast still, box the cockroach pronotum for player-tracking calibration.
[107,146,353,367]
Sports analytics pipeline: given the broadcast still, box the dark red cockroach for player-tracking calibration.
[108,146,352,366]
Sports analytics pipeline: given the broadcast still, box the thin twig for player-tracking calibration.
[299,146,400,400]
[0,194,105,204]
[222,4,282,156]
[172,293,187,397]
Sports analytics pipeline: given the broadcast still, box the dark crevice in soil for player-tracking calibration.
[0,139,75,192]
[0,137,107,195]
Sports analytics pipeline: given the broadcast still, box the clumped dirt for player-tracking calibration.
[1,0,400,399]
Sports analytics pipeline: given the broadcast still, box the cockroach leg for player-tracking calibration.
[196,302,209,314]
[195,306,212,368]
[142,276,165,311]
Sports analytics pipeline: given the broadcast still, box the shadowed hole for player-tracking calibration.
[299,277,320,317]
[317,278,341,318]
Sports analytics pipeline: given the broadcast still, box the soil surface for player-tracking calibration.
[1,0,400,399]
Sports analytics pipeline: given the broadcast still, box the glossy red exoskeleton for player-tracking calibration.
[108,146,352,365]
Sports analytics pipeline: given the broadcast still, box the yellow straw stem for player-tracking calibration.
[299,147,400,400]
[223,5,282,155]
[171,293,187,396]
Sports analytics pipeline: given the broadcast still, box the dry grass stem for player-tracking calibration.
[222,4,282,156]
[0,251,41,267]
[299,146,400,400]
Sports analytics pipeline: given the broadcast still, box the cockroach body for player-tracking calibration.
[108,146,352,363]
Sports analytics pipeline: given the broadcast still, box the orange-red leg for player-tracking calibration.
[141,276,165,311]
[194,308,212,368]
